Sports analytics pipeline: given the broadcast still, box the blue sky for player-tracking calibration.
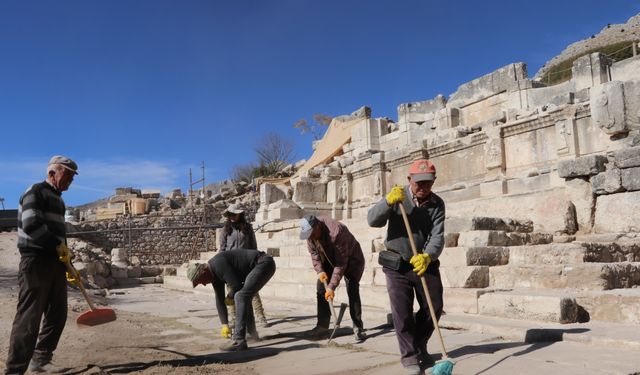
[1,1,638,208]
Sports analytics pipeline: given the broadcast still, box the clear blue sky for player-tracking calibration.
[1,0,638,208]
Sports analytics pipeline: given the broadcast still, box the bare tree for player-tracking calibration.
[293,113,332,140]
[230,163,257,183]
[254,132,295,176]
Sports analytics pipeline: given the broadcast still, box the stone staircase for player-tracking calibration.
[162,215,640,327]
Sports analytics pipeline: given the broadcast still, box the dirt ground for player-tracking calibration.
[0,232,255,374]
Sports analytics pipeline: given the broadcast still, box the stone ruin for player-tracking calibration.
[247,52,640,326]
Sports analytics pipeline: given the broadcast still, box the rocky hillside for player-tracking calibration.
[535,13,640,80]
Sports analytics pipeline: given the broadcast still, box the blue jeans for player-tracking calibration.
[232,256,276,344]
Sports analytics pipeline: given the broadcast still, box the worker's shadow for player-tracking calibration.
[435,327,590,375]
[65,343,322,374]
[262,314,316,327]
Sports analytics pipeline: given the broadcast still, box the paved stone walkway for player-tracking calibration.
[107,284,640,375]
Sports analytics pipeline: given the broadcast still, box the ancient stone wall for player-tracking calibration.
[69,206,220,265]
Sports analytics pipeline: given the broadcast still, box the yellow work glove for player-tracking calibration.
[318,272,328,283]
[220,324,232,338]
[56,243,71,264]
[65,271,78,284]
[224,296,235,306]
[386,185,405,206]
[324,288,334,302]
[410,253,432,276]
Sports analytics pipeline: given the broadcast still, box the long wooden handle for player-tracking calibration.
[323,280,338,325]
[398,203,449,359]
[64,260,97,311]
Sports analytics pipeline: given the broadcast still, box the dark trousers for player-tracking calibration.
[5,257,68,375]
[383,260,443,367]
[232,256,276,344]
[316,266,364,331]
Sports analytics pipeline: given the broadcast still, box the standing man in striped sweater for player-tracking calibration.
[4,156,78,375]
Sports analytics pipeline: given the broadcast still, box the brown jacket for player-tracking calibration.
[306,216,365,290]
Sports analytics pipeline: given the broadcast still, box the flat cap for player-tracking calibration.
[49,155,79,175]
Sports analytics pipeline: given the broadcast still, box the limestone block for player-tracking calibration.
[439,247,509,267]
[480,179,507,197]
[94,260,110,277]
[292,181,326,203]
[479,291,578,323]
[575,289,640,324]
[110,265,128,279]
[591,81,627,136]
[440,266,489,288]
[557,155,608,178]
[260,184,286,205]
[446,217,533,233]
[508,243,587,265]
[572,53,612,91]
[458,231,509,247]
[110,248,128,267]
[621,167,640,191]
[594,191,640,233]
[591,169,623,194]
[443,288,482,314]
[88,274,109,289]
[444,233,459,248]
[564,177,595,231]
[267,199,303,221]
[397,95,446,124]
[127,265,141,278]
[612,146,640,169]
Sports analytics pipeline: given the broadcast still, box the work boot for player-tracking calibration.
[404,364,422,375]
[305,325,330,340]
[353,327,367,343]
[29,360,68,373]
[418,349,436,369]
[219,340,248,352]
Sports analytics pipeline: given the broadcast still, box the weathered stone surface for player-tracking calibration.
[581,241,640,262]
[458,231,510,247]
[565,177,595,231]
[621,167,640,191]
[440,266,489,288]
[439,247,509,267]
[260,184,286,205]
[612,146,640,169]
[444,233,459,248]
[594,191,640,233]
[478,290,578,323]
[446,217,533,233]
[508,243,588,265]
[591,169,623,194]
[557,155,608,178]
[590,81,628,136]
[490,263,640,290]
[575,289,640,324]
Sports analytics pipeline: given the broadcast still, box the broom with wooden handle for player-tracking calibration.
[398,202,454,375]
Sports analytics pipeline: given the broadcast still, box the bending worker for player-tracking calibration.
[367,158,445,375]
[299,214,367,342]
[187,249,275,351]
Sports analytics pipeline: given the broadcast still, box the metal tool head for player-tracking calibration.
[328,303,348,343]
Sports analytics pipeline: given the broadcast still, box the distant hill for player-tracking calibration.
[535,13,640,84]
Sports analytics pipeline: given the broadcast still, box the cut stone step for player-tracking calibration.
[489,262,640,290]
[478,288,579,323]
[439,246,509,267]
[458,230,553,247]
[446,216,533,233]
[443,288,500,314]
[575,289,640,324]
[441,265,489,288]
[508,243,588,265]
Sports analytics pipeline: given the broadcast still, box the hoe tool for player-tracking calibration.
[323,280,348,344]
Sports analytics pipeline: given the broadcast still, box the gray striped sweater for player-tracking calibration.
[17,181,66,258]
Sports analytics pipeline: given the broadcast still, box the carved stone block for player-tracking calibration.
[591,81,627,136]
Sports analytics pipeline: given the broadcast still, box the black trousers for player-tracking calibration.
[316,264,364,331]
[383,260,443,367]
[5,257,67,375]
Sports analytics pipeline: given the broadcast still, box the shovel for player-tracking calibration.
[64,260,117,327]
[323,280,348,344]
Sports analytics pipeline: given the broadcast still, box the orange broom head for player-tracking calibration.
[76,308,117,327]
